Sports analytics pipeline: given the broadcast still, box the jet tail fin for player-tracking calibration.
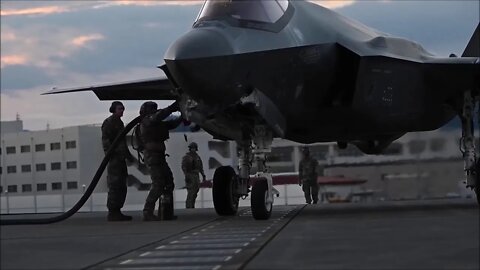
[462,23,479,57]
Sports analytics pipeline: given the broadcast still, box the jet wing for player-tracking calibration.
[43,77,177,100]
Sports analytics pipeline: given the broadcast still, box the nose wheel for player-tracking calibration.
[251,178,272,220]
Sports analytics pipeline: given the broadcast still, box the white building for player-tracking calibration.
[0,119,472,213]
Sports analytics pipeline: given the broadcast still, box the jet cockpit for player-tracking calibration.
[195,0,293,32]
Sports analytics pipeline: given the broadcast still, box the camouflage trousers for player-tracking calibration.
[185,174,200,208]
[302,180,319,204]
[107,155,128,212]
[143,151,175,213]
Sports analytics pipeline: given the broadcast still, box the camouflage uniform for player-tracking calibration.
[101,115,130,212]
[182,151,205,208]
[140,107,182,216]
[299,155,319,204]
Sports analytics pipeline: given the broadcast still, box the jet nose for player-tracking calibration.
[164,28,234,61]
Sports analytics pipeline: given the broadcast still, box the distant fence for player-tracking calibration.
[0,185,312,214]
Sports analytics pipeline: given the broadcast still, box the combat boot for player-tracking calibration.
[143,211,160,221]
[107,210,132,221]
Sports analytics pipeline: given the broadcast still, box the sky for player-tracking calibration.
[1,0,479,131]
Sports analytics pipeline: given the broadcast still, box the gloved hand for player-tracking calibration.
[167,101,180,112]
[298,183,302,187]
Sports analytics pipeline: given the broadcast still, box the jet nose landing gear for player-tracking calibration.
[211,125,279,220]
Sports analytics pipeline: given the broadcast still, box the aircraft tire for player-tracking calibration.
[213,166,239,216]
[251,179,272,220]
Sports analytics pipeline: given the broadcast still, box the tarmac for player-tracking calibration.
[1,199,479,270]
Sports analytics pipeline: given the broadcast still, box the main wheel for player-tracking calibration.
[251,179,272,220]
[213,166,239,216]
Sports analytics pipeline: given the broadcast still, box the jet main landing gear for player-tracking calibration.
[459,91,480,204]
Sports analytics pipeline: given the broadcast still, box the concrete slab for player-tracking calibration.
[246,201,479,270]
[1,199,478,270]
[1,209,220,270]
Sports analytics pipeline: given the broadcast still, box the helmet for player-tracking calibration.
[188,142,198,150]
[109,101,124,113]
[139,101,157,116]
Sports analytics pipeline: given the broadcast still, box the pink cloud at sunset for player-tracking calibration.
[1,55,28,68]
[0,6,69,17]
[71,34,105,47]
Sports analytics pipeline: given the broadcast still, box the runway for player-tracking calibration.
[1,199,478,270]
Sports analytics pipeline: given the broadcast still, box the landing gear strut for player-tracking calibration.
[459,91,479,204]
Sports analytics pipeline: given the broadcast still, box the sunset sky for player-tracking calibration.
[1,0,478,130]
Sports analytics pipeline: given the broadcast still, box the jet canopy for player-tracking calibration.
[196,0,289,24]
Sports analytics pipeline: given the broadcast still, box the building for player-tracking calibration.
[0,120,474,213]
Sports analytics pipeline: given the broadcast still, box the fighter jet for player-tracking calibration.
[45,0,480,219]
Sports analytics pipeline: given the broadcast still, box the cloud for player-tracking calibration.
[1,67,172,130]
[94,0,201,8]
[1,55,27,68]
[0,1,202,19]
[71,34,105,47]
[1,31,17,41]
[1,24,106,72]
[309,0,356,9]
[0,6,69,17]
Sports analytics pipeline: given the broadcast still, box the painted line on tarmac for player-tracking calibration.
[92,206,303,270]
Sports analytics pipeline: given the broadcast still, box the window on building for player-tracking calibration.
[269,165,295,173]
[8,185,17,193]
[20,145,31,153]
[66,161,77,169]
[21,165,32,173]
[409,140,426,154]
[383,143,403,156]
[37,183,47,191]
[269,146,294,162]
[6,146,16,154]
[51,162,61,170]
[50,142,61,151]
[208,157,223,169]
[7,166,17,174]
[0,167,2,175]
[310,145,331,159]
[67,181,78,190]
[22,184,32,192]
[35,144,46,152]
[208,141,231,158]
[334,145,363,157]
[66,140,76,149]
[430,138,446,152]
[36,163,46,172]
[0,186,2,193]
[52,182,62,190]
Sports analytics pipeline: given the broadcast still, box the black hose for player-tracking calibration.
[0,116,143,225]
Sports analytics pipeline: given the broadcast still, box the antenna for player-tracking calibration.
[16,113,20,121]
